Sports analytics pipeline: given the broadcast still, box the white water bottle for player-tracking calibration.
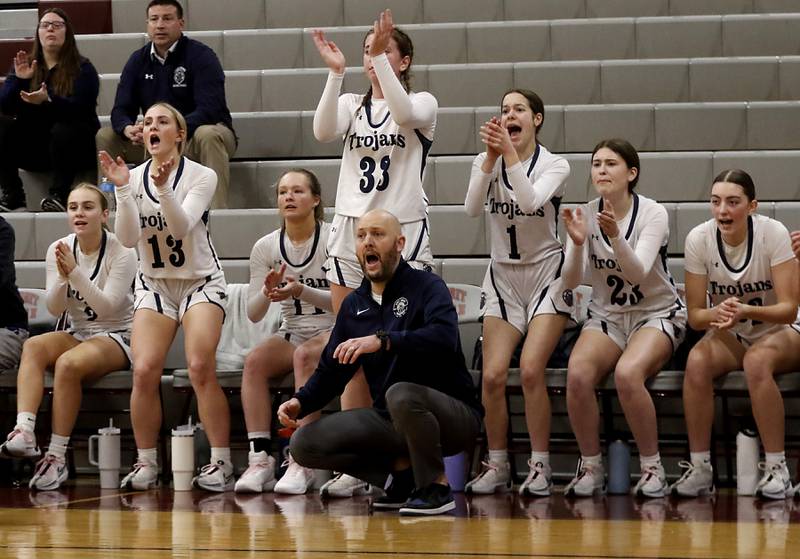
[88,418,121,489]
[171,419,196,491]
[736,429,760,495]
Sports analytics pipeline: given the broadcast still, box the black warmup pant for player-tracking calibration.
[0,116,97,203]
[291,382,482,489]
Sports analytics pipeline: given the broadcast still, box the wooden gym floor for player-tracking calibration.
[0,483,798,558]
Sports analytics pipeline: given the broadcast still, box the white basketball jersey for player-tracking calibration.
[585,195,682,316]
[481,145,567,265]
[56,231,135,334]
[250,222,335,333]
[128,157,222,279]
[334,93,435,223]
[685,214,798,340]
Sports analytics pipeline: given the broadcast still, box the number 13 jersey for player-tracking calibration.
[335,92,436,223]
[128,156,222,280]
[583,194,681,316]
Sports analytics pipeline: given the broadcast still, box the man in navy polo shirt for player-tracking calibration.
[278,209,483,516]
[95,0,236,208]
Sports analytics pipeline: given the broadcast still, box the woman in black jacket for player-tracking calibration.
[0,8,100,212]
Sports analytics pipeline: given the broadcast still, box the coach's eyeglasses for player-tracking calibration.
[38,21,66,30]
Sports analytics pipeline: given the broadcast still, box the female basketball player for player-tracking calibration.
[561,138,686,498]
[235,169,334,495]
[1,184,136,491]
[671,169,800,500]
[311,9,437,496]
[99,102,232,492]
[463,90,571,496]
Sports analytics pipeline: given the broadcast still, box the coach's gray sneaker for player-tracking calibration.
[320,473,371,498]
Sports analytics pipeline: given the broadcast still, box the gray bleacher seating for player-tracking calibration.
[722,14,800,56]
[586,0,668,18]
[654,102,747,151]
[635,16,722,59]
[466,21,550,64]
[75,33,146,74]
[515,61,601,105]
[564,104,655,151]
[225,70,262,113]
[429,206,487,256]
[774,202,800,231]
[689,57,779,102]
[427,63,512,108]
[551,18,636,61]
[747,101,800,150]
[712,151,800,200]
[3,213,35,260]
[636,152,714,202]
[185,0,267,32]
[601,59,689,104]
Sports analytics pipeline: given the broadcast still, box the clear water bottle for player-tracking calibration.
[99,176,115,211]
[607,439,631,494]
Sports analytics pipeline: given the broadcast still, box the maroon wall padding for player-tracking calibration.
[39,0,113,35]
[0,39,35,75]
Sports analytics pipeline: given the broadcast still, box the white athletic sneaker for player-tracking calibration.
[633,463,668,498]
[464,460,512,494]
[29,453,68,491]
[670,460,715,497]
[0,428,41,459]
[519,460,552,497]
[755,462,792,500]
[193,459,235,492]
[234,452,277,493]
[564,461,606,497]
[120,460,158,491]
[274,454,314,495]
[320,473,371,498]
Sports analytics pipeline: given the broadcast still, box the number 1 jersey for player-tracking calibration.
[128,157,222,280]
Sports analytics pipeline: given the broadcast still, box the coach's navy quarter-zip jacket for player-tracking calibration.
[295,259,482,418]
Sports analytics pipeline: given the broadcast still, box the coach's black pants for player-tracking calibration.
[291,382,481,489]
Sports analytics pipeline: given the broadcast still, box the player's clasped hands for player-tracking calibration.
[709,296,745,330]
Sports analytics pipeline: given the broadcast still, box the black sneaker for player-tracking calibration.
[0,193,26,212]
[398,483,455,516]
[372,468,414,510]
[40,196,66,212]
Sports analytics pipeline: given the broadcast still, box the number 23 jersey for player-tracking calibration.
[129,157,222,280]
[335,92,436,223]
[583,194,682,316]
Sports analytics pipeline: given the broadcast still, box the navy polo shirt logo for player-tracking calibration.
[393,297,408,317]
[173,66,187,87]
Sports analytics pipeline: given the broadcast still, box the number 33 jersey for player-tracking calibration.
[335,92,436,223]
[128,157,222,280]
[685,214,798,341]
[583,194,682,317]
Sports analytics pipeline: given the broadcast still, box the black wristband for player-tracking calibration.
[376,330,389,352]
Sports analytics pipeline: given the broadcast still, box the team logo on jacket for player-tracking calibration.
[393,297,408,317]
[173,66,186,87]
